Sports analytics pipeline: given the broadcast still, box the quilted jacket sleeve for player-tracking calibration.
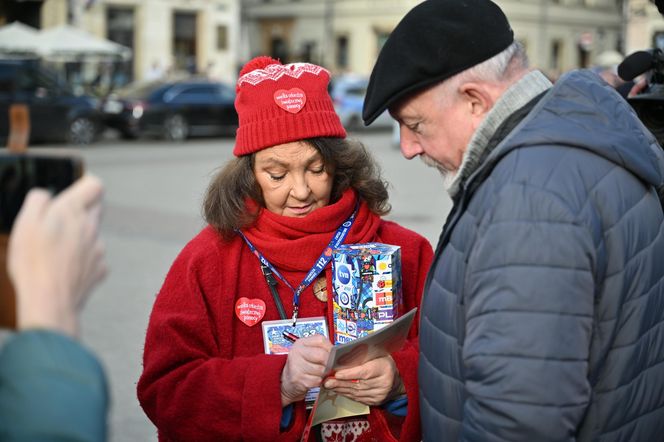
[461,183,595,441]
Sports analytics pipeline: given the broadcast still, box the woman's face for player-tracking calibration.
[253,141,334,217]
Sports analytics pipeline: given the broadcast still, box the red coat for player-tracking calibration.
[137,190,433,441]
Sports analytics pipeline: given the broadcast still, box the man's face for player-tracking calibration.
[390,81,477,179]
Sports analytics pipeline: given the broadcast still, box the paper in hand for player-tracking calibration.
[302,307,418,435]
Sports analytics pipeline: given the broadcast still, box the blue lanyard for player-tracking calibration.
[236,203,358,326]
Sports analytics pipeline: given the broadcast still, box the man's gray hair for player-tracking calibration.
[440,41,529,96]
[468,40,528,82]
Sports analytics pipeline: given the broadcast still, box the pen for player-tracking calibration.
[283,330,299,343]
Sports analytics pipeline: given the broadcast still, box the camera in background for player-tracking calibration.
[618,3,664,146]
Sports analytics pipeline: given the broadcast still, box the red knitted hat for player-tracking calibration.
[233,56,346,156]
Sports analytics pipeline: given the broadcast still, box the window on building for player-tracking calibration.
[174,12,197,73]
[106,7,135,86]
[336,36,348,69]
[654,32,664,50]
[577,44,591,68]
[375,30,390,54]
[550,39,563,70]
[302,41,316,63]
[271,37,289,63]
[217,25,228,50]
[3,1,40,28]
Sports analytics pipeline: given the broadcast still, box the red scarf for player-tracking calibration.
[242,189,381,272]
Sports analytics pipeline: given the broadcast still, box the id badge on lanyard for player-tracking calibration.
[261,317,329,409]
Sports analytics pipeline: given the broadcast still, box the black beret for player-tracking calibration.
[363,0,514,125]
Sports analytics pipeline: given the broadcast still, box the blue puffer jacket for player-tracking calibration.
[419,70,664,441]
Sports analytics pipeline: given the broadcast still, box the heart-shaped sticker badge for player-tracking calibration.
[274,88,307,114]
[235,297,266,327]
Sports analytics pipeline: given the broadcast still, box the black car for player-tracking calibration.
[101,78,238,141]
[0,59,101,145]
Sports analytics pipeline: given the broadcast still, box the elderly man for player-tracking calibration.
[363,1,664,441]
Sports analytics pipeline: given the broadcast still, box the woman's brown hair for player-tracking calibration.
[203,137,391,237]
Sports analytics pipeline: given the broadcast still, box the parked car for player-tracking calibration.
[329,75,394,131]
[101,78,238,141]
[0,58,101,145]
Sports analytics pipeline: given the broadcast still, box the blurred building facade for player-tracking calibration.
[1,0,662,85]
[241,0,661,79]
[624,0,664,54]
[1,0,241,84]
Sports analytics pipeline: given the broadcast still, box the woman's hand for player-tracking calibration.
[323,355,405,406]
[281,334,332,406]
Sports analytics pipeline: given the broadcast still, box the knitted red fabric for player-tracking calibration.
[243,190,381,271]
[233,56,346,156]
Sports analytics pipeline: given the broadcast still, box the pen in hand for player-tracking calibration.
[283,330,299,343]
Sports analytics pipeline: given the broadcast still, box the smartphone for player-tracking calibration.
[0,151,84,234]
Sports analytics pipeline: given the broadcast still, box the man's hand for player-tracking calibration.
[8,175,107,337]
[323,355,405,406]
[628,77,648,98]
[281,334,332,406]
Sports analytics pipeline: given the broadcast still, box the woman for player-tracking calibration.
[137,56,433,442]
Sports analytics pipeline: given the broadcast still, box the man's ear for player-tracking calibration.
[459,82,495,127]
[460,83,492,115]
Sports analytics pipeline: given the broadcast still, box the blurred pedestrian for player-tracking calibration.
[590,50,625,88]
[0,175,109,441]
[590,50,635,97]
[137,56,433,441]
[363,0,664,440]
[144,60,164,82]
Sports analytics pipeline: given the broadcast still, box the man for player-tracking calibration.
[363,1,664,441]
[0,175,109,440]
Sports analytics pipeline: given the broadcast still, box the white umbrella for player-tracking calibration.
[0,21,42,56]
[38,24,132,60]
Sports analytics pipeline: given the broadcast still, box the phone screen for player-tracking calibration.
[0,153,83,234]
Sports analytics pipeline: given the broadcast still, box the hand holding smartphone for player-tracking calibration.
[0,150,84,329]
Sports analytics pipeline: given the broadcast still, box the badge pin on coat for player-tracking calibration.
[235,297,266,326]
